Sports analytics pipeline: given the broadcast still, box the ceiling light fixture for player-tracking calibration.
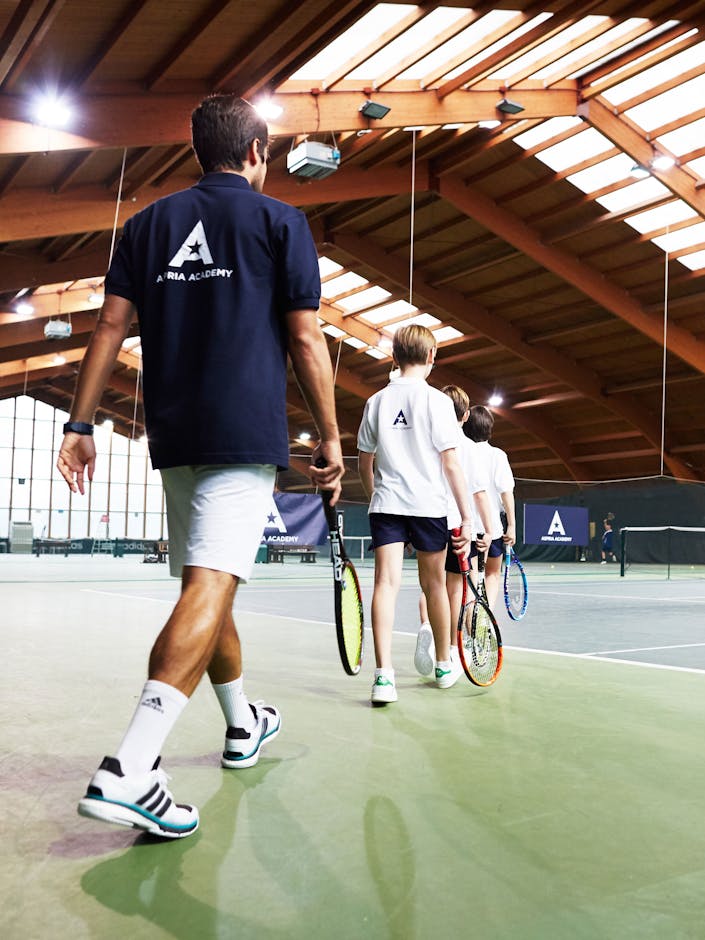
[651,153,675,171]
[254,98,283,121]
[298,431,312,442]
[496,98,524,115]
[360,100,391,120]
[33,91,72,128]
[630,163,650,179]
[15,302,34,317]
[488,393,504,407]
[53,354,67,365]
[87,290,103,305]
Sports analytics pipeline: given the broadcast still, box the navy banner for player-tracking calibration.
[261,493,328,546]
[524,504,589,546]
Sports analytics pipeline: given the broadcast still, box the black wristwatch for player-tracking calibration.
[63,421,94,435]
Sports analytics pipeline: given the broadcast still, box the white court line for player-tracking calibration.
[583,641,705,655]
[531,589,705,603]
[82,591,705,676]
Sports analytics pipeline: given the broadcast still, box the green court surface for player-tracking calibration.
[2,556,705,939]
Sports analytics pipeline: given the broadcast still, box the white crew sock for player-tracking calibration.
[115,679,188,777]
[374,668,395,682]
[420,620,432,631]
[436,660,452,672]
[212,676,256,731]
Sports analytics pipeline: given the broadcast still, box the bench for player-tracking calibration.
[267,545,317,564]
[143,540,169,563]
[34,538,72,556]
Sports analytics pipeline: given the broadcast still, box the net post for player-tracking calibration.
[620,528,625,577]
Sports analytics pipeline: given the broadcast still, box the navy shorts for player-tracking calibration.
[369,513,448,553]
[446,535,504,573]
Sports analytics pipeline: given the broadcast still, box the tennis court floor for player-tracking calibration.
[2,555,704,939]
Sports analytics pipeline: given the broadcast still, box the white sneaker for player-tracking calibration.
[435,653,462,689]
[371,675,397,705]
[78,756,198,839]
[414,623,435,676]
[221,701,281,769]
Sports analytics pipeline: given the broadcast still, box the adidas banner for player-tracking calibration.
[261,493,328,546]
[523,504,589,547]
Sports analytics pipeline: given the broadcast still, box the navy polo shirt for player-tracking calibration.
[105,173,321,470]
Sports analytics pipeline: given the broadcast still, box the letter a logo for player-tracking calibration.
[263,498,287,533]
[547,510,565,536]
[393,410,408,426]
[169,221,214,267]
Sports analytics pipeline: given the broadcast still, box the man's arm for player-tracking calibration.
[56,294,136,494]
[501,490,516,546]
[285,308,344,503]
[472,489,492,552]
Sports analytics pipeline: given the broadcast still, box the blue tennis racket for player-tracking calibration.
[503,544,528,621]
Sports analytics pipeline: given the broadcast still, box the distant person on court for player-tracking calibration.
[601,519,616,563]
[357,325,473,705]
[57,94,343,839]
[464,405,516,610]
[414,384,491,677]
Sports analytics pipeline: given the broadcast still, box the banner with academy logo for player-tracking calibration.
[523,504,589,546]
[261,493,328,546]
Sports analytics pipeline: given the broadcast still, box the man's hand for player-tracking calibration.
[57,434,96,495]
[310,440,345,505]
[502,523,516,547]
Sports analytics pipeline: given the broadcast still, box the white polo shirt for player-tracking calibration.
[357,375,459,517]
[446,432,487,536]
[470,441,515,539]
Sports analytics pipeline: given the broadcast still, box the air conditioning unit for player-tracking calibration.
[44,320,72,340]
[286,141,341,180]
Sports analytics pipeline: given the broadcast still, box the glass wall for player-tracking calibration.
[0,395,166,539]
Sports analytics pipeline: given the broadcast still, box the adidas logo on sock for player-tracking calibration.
[142,696,164,712]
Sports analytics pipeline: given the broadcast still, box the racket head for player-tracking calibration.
[334,559,364,675]
[320,489,364,675]
[504,553,528,621]
[458,575,503,686]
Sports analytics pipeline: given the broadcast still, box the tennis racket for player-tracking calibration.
[320,489,364,676]
[452,529,502,687]
[503,544,528,621]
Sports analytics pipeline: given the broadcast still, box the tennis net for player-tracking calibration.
[620,526,705,579]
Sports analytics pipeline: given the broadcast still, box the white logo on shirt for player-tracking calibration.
[393,409,409,427]
[168,221,214,267]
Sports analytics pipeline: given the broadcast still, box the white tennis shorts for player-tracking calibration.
[161,464,276,582]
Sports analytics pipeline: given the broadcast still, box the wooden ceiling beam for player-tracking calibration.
[0,246,109,294]
[438,173,705,376]
[70,0,151,89]
[323,226,697,480]
[0,153,29,197]
[145,0,234,91]
[0,87,579,156]
[0,0,65,91]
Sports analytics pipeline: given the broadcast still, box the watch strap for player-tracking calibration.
[63,421,94,435]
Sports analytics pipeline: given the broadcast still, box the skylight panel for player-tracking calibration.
[433,326,464,342]
[384,313,442,333]
[399,9,519,82]
[625,73,705,132]
[336,285,392,313]
[490,16,608,81]
[624,200,697,234]
[289,4,416,80]
[318,256,343,278]
[344,337,367,349]
[602,37,705,107]
[535,128,612,172]
[657,117,705,156]
[347,7,467,80]
[365,347,388,359]
[443,13,553,83]
[321,271,368,298]
[514,116,582,150]
[684,155,705,178]
[571,21,683,81]
[359,299,417,325]
[322,324,346,339]
[595,177,669,212]
[567,153,634,193]
[652,222,705,253]
[677,250,705,271]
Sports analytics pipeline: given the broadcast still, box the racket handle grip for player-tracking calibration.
[451,527,470,573]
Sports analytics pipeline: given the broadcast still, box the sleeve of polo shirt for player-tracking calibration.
[357,398,377,454]
[277,210,321,312]
[493,447,515,493]
[104,219,137,304]
[430,393,459,454]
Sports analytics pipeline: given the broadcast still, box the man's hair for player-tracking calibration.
[442,384,470,421]
[465,404,495,442]
[392,324,437,368]
[191,95,268,173]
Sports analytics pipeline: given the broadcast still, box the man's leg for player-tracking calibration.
[484,554,503,611]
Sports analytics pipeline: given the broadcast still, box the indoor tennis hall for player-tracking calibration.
[4,1,705,938]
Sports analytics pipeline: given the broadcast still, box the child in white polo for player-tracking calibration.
[357,325,473,705]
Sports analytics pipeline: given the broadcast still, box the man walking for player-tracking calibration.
[57,95,343,839]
